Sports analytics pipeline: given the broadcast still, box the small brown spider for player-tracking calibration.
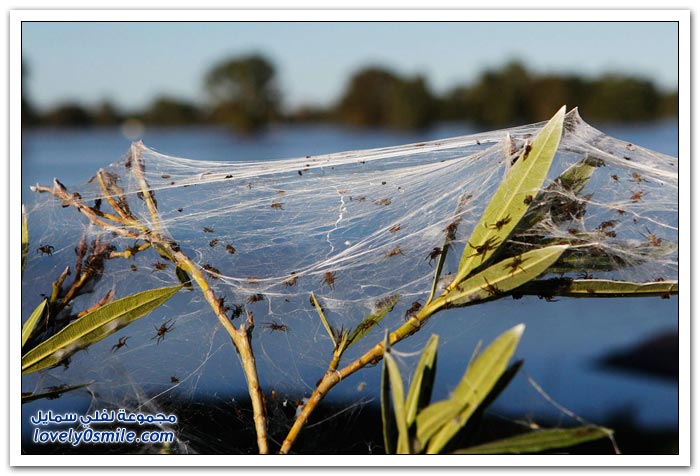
[264,321,290,332]
[488,215,512,231]
[152,262,168,271]
[389,224,401,234]
[596,220,619,231]
[386,247,403,257]
[630,191,644,202]
[426,247,442,266]
[284,273,298,286]
[111,336,130,352]
[481,277,502,297]
[37,245,55,256]
[202,264,221,277]
[504,254,526,276]
[523,195,534,205]
[641,227,662,246]
[231,304,244,319]
[209,239,219,247]
[203,227,214,233]
[170,376,180,383]
[466,236,501,263]
[444,221,459,242]
[374,198,391,206]
[404,300,423,321]
[611,174,619,182]
[225,244,236,254]
[247,294,264,304]
[152,320,175,344]
[271,201,284,210]
[321,271,336,289]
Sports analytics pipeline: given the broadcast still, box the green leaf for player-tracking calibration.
[22,284,182,375]
[405,334,439,426]
[175,265,193,289]
[444,245,568,307]
[311,292,336,346]
[22,382,93,404]
[22,299,47,348]
[515,154,604,232]
[346,294,399,349]
[516,278,678,299]
[381,333,397,455]
[22,204,29,275]
[384,350,410,454]
[455,426,612,454]
[456,106,565,282]
[417,324,525,454]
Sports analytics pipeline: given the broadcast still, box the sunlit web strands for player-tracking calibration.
[22,109,677,450]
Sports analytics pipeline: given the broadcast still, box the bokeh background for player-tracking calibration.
[21,21,679,454]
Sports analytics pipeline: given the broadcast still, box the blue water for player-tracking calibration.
[20,120,679,437]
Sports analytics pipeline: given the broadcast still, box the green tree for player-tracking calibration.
[465,61,531,127]
[204,54,279,134]
[336,67,437,130]
[582,75,660,122]
[144,96,202,126]
[93,100,122,126]
[21,60,38,127]
[44,103,93,128]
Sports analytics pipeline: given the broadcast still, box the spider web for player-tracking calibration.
[20,109,678,454]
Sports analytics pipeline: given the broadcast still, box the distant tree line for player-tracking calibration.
[22,56,678,133]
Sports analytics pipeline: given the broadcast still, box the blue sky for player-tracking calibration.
[21,21,679,112]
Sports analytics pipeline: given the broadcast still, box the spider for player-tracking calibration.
[630,191,644,203]
[481,277,502,297]
[488,215,512,231]
[426,247,442,266]
[271,201,284,210]
[37,245,55,256]
[111,336,130,352]
[247,294,264,304]
[523,195,534,205]
[152,320,175,344]
[503,254,527,276]
[209,239,219,247]
[444,221,459,242]
[641,227,662,246]
[374,198,391,206]
[389,224,401,234]
[264,321,290,332]
[203,227,215,233]
[225,244,236,254]
[284,273,298,286]
[596,220,618,231]
[203,264,221,277]
[611,174,619,182]
[404,300,423,321]
[466,236,501,263]
[321,271,336,289]
[386,247,403,257]
[152,262,168,271]
[170,376,180,383]
[231,304,244,319]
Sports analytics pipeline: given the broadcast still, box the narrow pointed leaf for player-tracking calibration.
[381,333,397,455]
[22,299,47,348]
[418,324,525,453]
[347,294,399,349]
[455,426,612,454]
[405,334,439,426]
[311,292,336,346]
[457,106,565,282]
[22,204,29,274]
[445,245,567,307]
[516,278,678,298]
[22,382,93,404]
[22,284,182,374]
[384,351,410,454]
